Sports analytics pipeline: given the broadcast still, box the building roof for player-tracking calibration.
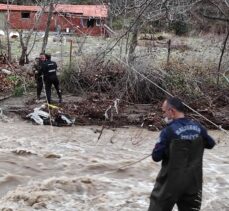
[0,4,108,18]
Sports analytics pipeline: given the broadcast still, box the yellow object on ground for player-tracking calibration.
[47,104,59,109]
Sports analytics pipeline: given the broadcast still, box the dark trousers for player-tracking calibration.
[36,77,43,99]
[44,75,62,103]
[149,137,204,211]
[148,191,202,211]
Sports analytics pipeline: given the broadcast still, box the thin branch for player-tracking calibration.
[95,0,156,61]
[208,0,227,17]
[203,14,229,22]
[27,31,38,55]
[224,0,229,7]
[97,125,105,141]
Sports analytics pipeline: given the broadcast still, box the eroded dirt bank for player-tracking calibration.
[1,92,229,131]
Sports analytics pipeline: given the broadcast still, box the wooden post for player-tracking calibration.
[167,39,171,65]
[217,30,229,86]
[69,39,73,67]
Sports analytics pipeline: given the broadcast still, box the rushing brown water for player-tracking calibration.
[0,117,228,211]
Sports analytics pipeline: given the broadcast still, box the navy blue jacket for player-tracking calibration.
[152,117,216,162]
[41,60,57,78]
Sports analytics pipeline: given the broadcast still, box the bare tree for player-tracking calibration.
[5,0,11,62]
[41,2,55,53]
[127,18,141,64]
[198,0,229,85]
[18,0,60,65]
[107,0,202,65]
[18,4,45,65]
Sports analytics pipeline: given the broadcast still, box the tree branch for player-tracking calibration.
[203,14,229,22]
[208,0,227,17]
[217,29,229,85]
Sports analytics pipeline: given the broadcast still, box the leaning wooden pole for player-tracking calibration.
[69,39,73,67]
[167,39,171,65]
[217,29,229,85]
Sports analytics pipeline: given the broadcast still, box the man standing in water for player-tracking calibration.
[148,97,215,211]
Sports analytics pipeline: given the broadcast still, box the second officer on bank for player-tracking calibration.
[40,54,62,104]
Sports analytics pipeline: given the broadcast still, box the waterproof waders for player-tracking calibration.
[148,137,204,211]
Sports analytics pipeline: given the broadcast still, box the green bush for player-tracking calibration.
[112,18,124,30]
[7,75,26,96]
[13,85,24,97]
[7,75,20,84]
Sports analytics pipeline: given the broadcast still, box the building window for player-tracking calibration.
[87,18,95,27]
[96,19,101,26]
[21,12,30,19]
[81,18,95,28]
[80,19,87,28]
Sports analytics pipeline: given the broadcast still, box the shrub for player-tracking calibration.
[171,20,189,36]
[160,57,228,105]
[60,58,165,103]
[60,55,227,104]
[112,18,124,30]
[7,75,26,96]
[13,85,24,97]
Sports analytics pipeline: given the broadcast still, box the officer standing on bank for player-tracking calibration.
[33,53,46,101]
[40,54,62,104]
[148,97,215,211]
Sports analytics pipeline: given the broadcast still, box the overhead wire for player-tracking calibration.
[77,31,229,136]
[55,2,229,144]
[24,3,228,210]
[67,33,228,174]
[51,2,228,210]
[113,55,229,135]
[41,1,229,171]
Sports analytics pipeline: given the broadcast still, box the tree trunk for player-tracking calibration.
[19,47,27,66]
[41,3,54,53]
[5,0,11,62]
[19,31,26,66]
[108,1,113,28]
[18,5,44,64]
[217,29,229,85]
[5,21,11,62]
[127,18,141,65]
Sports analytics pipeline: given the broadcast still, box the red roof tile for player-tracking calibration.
[0,4,108,18]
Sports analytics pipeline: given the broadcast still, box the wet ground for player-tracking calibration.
[0,116,228,211]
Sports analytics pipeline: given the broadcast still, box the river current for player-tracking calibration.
[0,118,228,211]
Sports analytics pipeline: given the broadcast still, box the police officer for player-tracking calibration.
[148,97,215,211]
[33,53,46,101]
[41,54,62,104]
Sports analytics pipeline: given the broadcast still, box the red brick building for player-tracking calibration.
[0,4,108,36]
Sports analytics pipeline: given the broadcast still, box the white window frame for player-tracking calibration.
[96,19,102,26]
[80,18,88,28]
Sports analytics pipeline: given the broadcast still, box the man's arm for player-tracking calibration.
[200,126,216,149]
[152,128,169,162]
[52,61,57,69]
[40,62,47,76]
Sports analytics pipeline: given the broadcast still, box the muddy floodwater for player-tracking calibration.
[0,118,228,211]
